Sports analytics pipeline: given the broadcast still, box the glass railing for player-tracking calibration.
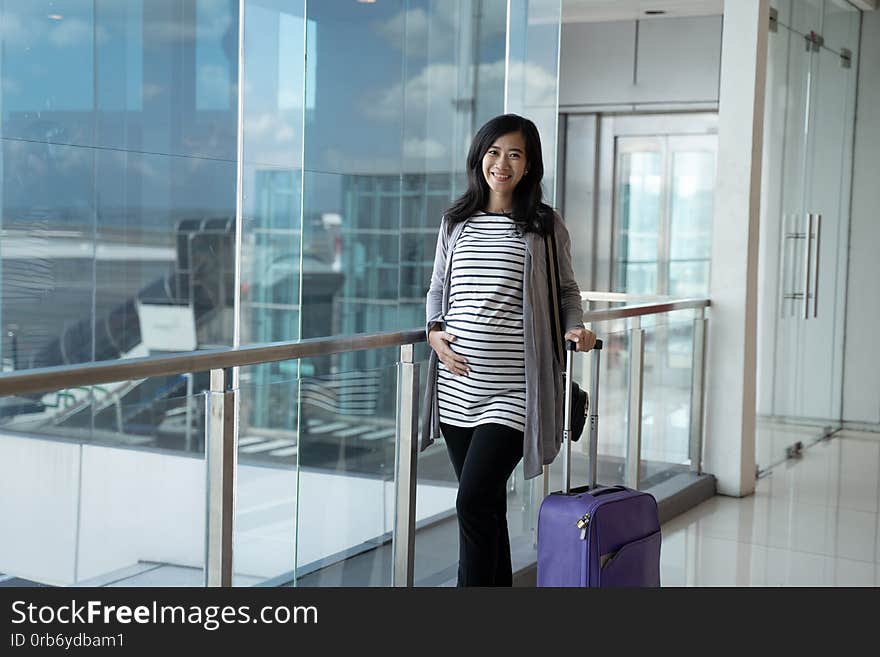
[580,294,708,491]
[0,387,208,587]
[0,295,709,587]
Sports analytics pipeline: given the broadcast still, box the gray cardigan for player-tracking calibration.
[420,212,585,480]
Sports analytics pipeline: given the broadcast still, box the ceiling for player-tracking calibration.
[562,0,724,23]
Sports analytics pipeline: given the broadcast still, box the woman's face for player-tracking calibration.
[481,131,528,198]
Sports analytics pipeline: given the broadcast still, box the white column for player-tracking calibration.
[704,0,769,497]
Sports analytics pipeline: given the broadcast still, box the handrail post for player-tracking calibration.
[185,372,194,452]
[206,367,237,587]
[392,345,419,587]
[625,318,645,490]
[690,309,708,474]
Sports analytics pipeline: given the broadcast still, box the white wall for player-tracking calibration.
[843,11,880,425]
[0,435,208,586]
[77,446,207,582]
[559,16,722,109]
[0,433,456,585]
[0,437,80,584]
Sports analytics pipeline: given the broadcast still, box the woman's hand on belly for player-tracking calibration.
[428,328,470,376]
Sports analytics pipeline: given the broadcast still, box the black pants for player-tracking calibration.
[440,422,524,587]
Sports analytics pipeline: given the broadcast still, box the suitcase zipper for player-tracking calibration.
[576,512,590,540]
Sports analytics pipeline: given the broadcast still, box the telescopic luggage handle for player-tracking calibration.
[566,339,604,351]
[562,338,603,495]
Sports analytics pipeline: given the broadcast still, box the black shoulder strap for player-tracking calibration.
[544,230,565,368]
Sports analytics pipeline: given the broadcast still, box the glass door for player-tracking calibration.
[614,138,664,296]
[771,8,815,426]
[797,24,856,422]
[613,135,717,298]
[608,131,717,486]
[757,0,860,472]
[667,136,717,298]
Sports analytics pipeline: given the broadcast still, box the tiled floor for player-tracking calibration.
[660,429,880,586]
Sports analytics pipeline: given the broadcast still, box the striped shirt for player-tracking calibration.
[437,214,527,432]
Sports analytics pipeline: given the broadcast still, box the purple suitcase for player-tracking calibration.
[536,339,661,587]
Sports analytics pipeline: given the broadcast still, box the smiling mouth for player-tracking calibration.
[491,172,512,182]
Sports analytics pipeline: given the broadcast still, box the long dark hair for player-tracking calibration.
[445,114,555,236]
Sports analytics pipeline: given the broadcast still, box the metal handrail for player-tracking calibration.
[0,329,424,397]
[0,293,710,588]
[581,291,671,303]
[583,297,709,322]
[0,298,709,397]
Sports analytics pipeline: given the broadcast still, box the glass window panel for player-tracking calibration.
[623,263,658,297]
[404,0,509,585]
[790,0,823,36]
[292,0,508,389]
[1,1,238,585]
[506,0,563,200]
[241,0,307,367]
[669,261,710,298]
[669,150,715,262]
[1,0,239,376]
[615,150,661,293]
[595,326,629,482]
[641,319,694,479]
[1,1,95,144]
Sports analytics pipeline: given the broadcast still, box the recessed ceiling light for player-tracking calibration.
[357,0,377,4]
[48,14,63,20]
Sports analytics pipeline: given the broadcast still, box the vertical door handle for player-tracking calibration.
[779,212,788,319]
[780,212,800,319]
[812,214,821,318]
[803,213,813,319]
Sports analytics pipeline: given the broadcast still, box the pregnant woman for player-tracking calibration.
[420,113,596,587]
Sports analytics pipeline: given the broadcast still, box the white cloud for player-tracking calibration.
[2,77,21,95]
[47,18,94,47]
[0,13,26,46]
[364,62,452,120]
[244,113,297,143]
[373,6,451,56]
[124,154,160,180]
[0,1,230,49]
[365,58,560,119]
[403,137,446,160]
[322,147,399,176]
[241,113,302,168]
[363,60,506,121]
[373,5,506,56]
[142,83,164,100]
[506,59,560,108]
[144,0,233,45]
[373,6,423,48]
[0,13,106,48]
[197,63,233,106]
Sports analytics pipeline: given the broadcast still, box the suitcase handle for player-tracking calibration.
[561,336,603,495]
[591,485,627,497]
[565,338,603,351]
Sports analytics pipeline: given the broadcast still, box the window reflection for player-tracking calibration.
[0,0,537,588]
[1,0,239,443]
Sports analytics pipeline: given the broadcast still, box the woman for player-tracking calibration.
[420,114,596,587]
